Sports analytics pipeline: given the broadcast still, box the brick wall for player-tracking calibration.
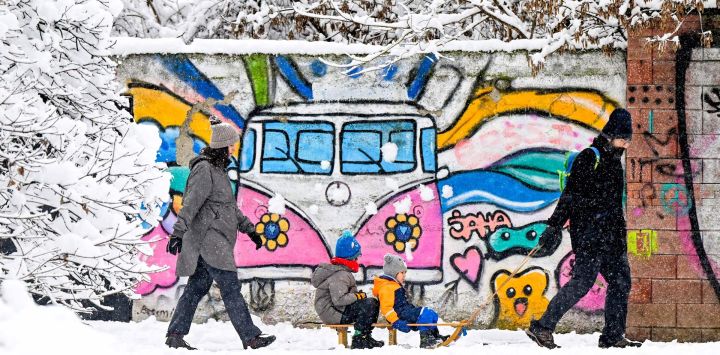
[625,15,720,342]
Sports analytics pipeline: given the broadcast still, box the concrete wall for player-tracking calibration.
[115,49,631,332]
[624,15,720,342]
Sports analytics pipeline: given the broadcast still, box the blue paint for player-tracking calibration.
[383,64,398,81]
[346,66,363,79]
[407,54,437,100]
[159,55,245,128]
[261,121,333,174]
[274,55,313,101]
[438,170,560,213]
[139,123,206,163]
[310,59,327,77]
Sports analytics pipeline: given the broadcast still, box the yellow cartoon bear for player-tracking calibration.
[491,267,550,330]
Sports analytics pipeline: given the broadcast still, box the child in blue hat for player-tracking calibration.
[310,231,384,349]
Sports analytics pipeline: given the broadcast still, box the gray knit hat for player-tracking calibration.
[383,253,407,277]
[210,122,239,149]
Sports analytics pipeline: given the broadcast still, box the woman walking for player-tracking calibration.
[164,120,275,350]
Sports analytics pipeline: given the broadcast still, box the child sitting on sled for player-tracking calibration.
[373,254,449,348]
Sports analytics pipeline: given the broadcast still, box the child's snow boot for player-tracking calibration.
[419,331,442,349]
[351,332,384,349]
[432,328,449,342]
[165,334,197,350]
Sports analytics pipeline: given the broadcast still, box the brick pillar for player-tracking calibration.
[625,15,720,342]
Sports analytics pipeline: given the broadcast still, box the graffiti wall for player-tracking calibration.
[115,47,626,331]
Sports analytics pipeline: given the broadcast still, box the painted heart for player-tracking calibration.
[450,246,483,289]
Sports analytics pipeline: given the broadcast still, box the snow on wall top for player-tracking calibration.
[108,37,621,56]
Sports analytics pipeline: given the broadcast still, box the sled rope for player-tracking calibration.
[436,244,544,348]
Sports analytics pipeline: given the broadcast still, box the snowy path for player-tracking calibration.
[84,317,720,355]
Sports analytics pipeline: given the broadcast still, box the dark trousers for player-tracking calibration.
[538,248,631,343]
[167,257,261,343]
[340,298,380,333]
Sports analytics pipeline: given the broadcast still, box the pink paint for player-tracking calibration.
[135,226,178,296]
[632,207,644,217]
[558,252,606,312]
[355,184,443,268]
[678,216,720,279]
[234,187,331,267]
[450,247,483,286]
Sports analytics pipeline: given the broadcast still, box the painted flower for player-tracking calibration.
[255,213,290,251]
[385,213,422,253]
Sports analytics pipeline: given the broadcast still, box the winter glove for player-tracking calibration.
[248,231,263,250]
[392,320,412,333]
[166,235,182,255]
[355,291,367,300]
[539,225,560,248]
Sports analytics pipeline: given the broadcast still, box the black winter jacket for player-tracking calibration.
[546,136,627,253]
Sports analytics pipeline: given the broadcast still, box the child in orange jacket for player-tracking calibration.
[372,254,448,348]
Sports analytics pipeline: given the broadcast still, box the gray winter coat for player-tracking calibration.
[311,263,359,324]
[173,156,255,276]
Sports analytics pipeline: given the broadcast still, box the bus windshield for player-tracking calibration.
[341,120,416,174]
[262,121,334,174]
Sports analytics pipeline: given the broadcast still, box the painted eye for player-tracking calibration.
[523,285,533,296]
[526,230,537,241]
[506,287,516,298]
[501,232,511,240]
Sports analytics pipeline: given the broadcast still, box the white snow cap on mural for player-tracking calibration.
[393,196,412,215]
[365,201,378,215]
[381,142,398,163]
[385,177,400,191]
[442,185,454,198]
[418,184,435,201]
[268,193,286,214]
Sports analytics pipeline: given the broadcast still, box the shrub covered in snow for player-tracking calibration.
[0,0,169,312]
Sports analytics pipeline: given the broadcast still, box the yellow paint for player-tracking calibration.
[127,86,212,144]
[437,87,617,150]
[493,268,550,330]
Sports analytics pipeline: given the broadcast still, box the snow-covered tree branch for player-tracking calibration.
[1,0,170,312]
[113,0,714,72]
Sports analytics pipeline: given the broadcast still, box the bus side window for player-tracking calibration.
[240,129,256,172]
[262,129,297,173]
[420,128,437,173]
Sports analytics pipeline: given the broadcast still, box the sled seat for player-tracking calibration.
[323,323,397,347]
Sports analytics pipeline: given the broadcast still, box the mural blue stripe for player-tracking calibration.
[438,170,560,213]
[159,55,245,128]
[407,54,437,100]
[274,55,313,101]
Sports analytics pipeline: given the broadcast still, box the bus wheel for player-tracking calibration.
[249,279,275,312]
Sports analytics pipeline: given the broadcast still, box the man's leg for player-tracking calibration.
[537,250,601,331]
[206,265,262,343]
[167,258,214,336]
[599,250,632,344]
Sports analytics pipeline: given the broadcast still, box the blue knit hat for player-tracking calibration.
[602,108,633,140]
[335,230,361,260]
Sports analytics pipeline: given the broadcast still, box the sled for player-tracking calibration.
[323,322,467,348]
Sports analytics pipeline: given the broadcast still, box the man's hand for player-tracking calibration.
[248,231,263,250]
[166,235,182,255]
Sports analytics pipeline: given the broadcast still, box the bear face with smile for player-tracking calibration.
[491,266,550,330]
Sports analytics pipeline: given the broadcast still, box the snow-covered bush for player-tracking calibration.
[0,0,169,312]
[113,0,713,71]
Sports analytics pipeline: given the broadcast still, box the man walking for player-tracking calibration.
[526,108,642,349]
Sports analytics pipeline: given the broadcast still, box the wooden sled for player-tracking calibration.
[323,322,466,348]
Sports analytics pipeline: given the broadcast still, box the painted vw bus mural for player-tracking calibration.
[235,101,443,284]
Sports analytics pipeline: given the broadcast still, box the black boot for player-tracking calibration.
[165,334,197,350]
[525,320,560,349]
[243,334,276,349]
[351,332,384,349]
[420,331,442,349]
[599,337,642,348]
[432,328,450,342]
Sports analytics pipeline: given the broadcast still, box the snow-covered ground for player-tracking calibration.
[2,279,719,355]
